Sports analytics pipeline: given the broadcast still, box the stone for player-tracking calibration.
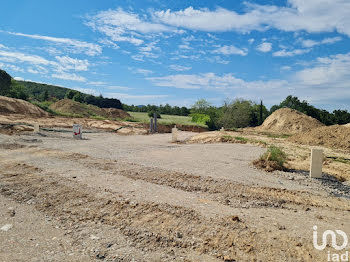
[33,123,40,133]
[73,124,83,139]
[310,148,323,178]
[1,224,13,232]
[172,126,178,142]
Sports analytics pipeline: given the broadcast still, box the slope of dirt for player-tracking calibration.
[288,125,350,150]
[256,108,324,134]
[0,96,49,117]
[102,107,131,119]
[49,99,130,119]
[344,123,350,127]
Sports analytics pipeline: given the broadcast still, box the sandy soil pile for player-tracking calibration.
[256,108,324,134]
[50,99,130,119]
[102,108,131,119]
[0,96,49,117]
[288,125,350,150]
[344,123,350,127]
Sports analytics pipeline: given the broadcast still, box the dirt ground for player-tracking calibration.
[0,128,350,261]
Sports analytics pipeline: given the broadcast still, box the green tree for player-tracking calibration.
[0,69,12,96]
[191,99,211,114]
[218,99,254,128]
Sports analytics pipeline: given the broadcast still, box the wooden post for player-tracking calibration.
[154,112,158,133]
[310,148,323,178]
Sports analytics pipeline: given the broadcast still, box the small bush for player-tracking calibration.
[253,146,287,171]
[234,136,248,142]
[262,146,287,166]
[148,111,161,119]
[191,113,210,125]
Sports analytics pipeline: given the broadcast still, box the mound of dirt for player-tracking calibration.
[256,108,324,134]
[0,96,49,117]
[49,99,130,119]
[344,123,350,128]
[288,125,350,150]
[102,108,131,119]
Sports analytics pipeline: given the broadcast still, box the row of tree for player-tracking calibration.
[65,90,122,109]
[190,96,350,130]
[123,103,191,116]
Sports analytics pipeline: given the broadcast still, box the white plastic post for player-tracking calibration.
[33,123,40,133]
[73,124,82,139]
[310,148,323,178]
[172,126,178,142]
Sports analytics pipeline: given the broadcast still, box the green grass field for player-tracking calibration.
[127,112,207,127]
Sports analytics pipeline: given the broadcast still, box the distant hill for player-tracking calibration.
[0,68,123,110]
[17,80,69,100]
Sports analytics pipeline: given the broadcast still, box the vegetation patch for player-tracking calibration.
[253,146,287,172]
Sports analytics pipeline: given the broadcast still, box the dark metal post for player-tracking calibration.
[154,112,158,133]
[150,118,154,133]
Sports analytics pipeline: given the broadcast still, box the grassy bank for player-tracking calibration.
[127,112,207,127]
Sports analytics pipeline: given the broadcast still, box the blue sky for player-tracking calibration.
[0,0,350,110]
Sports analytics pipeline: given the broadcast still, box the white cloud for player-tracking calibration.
[14,76,24,81]
[248,38,255,44]
[106,92,168,100]
[55,56,89,71]
[148,72,287,90]
[135,68,153,75]
[212,45,247,56]
[301,36,342,48]
[107,86,133,91]
[169,65,192,71]
[273,48,310,57]
[295,52,350,88]
[88,81,106,86]
[257,42,272,52]
[0,50,52,65]
[8,32,102,56]
[86,8,176,46]
[280,65,291,71]
[153,1,350,37]
[52,72,86,82]
[72,87,99,96]
[0,62,24,72]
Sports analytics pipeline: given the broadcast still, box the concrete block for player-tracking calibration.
[172,126,178,142]
[310,148,323,178]
[73,124,82,139]
[33,123,40,133]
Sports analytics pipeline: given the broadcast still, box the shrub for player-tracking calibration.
[148,111,161,119]
[191,113,210,124]
[261,146,287,166]
[253,146,287,171]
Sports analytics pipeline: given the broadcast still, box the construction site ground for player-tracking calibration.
[0,128,349,261]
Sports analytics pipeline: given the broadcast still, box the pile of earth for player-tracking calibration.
[288,125,350,150]
[256,108,324,134]
[344,123,350,127]
[49,99,131,119]
[0,96,49,117]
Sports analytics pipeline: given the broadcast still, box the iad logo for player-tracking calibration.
[313,225,349,261]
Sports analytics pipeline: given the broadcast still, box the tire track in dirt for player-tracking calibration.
[0,161,319,262]
[83,158,350,212]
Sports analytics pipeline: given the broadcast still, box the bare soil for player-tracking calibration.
[0,128,349,261]
[255,108,324,134]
